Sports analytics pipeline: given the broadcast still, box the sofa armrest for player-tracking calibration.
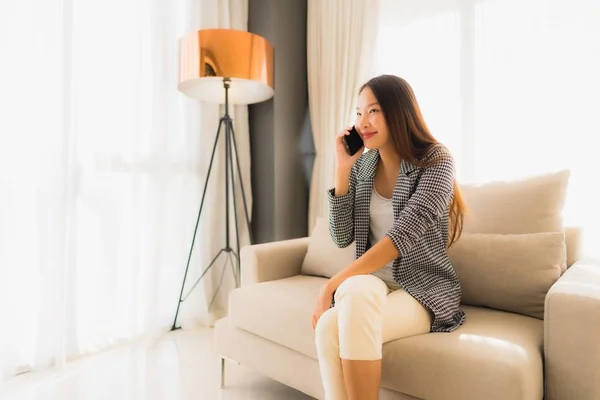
[240,237,310,286]
[544,259,600,400]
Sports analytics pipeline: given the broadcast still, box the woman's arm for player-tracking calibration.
[386,149,455,256]
[327,162,359,248]
[334,167,352,197]
[327,128,364,248]
[325,236,398,293]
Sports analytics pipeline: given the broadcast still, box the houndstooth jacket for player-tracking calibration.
[327,145,466,333]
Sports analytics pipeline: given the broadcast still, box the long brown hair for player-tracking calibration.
[360,75,466,247]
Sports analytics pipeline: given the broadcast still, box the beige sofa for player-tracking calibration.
[215,171,600,400]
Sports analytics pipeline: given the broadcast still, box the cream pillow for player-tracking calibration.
[301,217,354,278]
[448,232,566,319]
[459,170,570,234]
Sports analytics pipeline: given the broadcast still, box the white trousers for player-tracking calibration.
[315,274,432,400]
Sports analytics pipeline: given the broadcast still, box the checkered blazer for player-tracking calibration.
[327,145,466,332]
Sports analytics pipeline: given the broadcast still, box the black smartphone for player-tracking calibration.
[343,126,364,156]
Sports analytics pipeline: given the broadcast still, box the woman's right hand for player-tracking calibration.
[335,126,364,173]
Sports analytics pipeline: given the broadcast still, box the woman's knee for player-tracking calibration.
[335,274,387,306]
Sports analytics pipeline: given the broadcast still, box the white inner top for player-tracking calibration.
[369,187,400,289]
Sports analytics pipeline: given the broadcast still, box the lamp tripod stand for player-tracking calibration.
[171,77,253,331]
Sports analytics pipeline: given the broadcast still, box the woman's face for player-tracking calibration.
[355,87,390,150]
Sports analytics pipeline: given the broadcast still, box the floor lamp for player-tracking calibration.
[171,28,274,331]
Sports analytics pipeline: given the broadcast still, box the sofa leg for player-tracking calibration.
[220,357,225,388]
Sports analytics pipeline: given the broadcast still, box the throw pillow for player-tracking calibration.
[448,232,566,319]
[301,217,354,278]
[459,170,570,235]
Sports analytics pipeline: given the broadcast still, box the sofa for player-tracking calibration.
[214,170,600,400]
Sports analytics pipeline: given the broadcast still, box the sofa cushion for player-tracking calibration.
[448,232,566,319]
[229,275,325,359]
[459,169,569,234]
[381,306,543,400]
[229,276,543,400]
[301,217,354,278]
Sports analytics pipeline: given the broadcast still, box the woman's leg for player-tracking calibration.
[336,275,432,400]
[315,307,348,400]
[335,275,389,400]
[381,287,431,344]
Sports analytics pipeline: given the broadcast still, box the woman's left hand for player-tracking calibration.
[312,285,334,329]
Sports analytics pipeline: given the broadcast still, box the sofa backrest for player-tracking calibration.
[564,226,582,268]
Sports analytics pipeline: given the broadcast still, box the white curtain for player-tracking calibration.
[0,0,250,382]
[375,0,600,259]
[307,0,380,232]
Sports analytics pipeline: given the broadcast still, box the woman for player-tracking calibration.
[311,75,467,400]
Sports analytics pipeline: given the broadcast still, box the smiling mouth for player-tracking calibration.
[362,131,377,139]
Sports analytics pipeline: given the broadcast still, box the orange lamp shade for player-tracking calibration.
[177,28,274,105]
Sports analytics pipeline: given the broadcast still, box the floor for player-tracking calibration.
[0,328,315,400]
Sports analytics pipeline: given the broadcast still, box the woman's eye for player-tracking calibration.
[369,109,379,114]
[356,112,362,117]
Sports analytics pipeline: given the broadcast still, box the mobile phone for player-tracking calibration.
[343,126,364,156]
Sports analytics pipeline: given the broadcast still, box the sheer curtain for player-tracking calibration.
[375,0,600,258]
[0,0,249,382]
[307,0,380,231]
